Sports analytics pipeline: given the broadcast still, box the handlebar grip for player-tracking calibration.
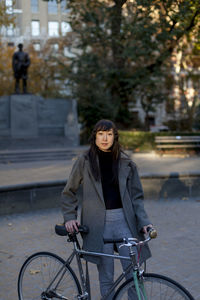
[55,224,89,236]
[148,228,157,239]
[55,224,67,236]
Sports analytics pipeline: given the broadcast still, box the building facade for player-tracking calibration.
[1,0,199,131]
[1,0,70,51]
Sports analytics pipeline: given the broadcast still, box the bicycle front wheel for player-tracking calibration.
[18,251,81,300]
[114,273,194,300]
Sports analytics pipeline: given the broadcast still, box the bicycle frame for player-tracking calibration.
[64,240,146,300]
[133,270,148,300]
[44,228,153,300]
[19,225,195,300]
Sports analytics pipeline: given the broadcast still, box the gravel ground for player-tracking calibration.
[0,200,200,299]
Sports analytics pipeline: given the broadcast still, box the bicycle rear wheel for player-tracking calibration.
[114,273,194,300]
[18,251,81,300]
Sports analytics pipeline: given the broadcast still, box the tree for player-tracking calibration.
[45,0,200,131]
[166,34,200,131]
[0,1,16,96]
[27,41,70,98]
[0,0,15,28]
[0,44,15,96]
[0,41,69,97]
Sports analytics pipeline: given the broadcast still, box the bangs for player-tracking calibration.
[95,120,115,132]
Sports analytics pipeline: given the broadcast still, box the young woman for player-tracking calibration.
[61,119,152,299]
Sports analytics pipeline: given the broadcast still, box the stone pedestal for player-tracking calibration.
[0,95,80,146]
[64,100,80,146]
[10,94,38,137]
[0,96,10,136]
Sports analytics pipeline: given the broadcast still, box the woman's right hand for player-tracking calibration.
[65,220,80,233]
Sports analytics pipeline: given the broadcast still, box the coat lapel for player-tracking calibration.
[85,159,105,205]
[118,159,131,200]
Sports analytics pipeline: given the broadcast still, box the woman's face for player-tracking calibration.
[95,129,114,152]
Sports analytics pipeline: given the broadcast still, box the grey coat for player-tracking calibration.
[61,152,151,264]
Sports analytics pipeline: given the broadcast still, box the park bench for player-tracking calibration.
[155,135,200,152]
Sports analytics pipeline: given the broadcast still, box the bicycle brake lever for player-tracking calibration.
[119,242,133,249]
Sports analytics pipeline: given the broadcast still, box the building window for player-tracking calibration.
[48,21,59,37]
[33,43,40,51]
[31,0,38,13]
[0,24,14,36]
[48,0,57,14]
[61,22,71,36]
[63,47,75,58]
[61,0,69,13]
[8,42,14,47]
[6,0,13,14]
[146,116,155,126]
[6,24,14,36]
[52,43,59,52]
[31,20,40,36]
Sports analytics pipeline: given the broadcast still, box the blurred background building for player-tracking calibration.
[1,0,70,51]
[0,0,199,132]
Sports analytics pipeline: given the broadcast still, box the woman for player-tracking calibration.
[61,119,152,299]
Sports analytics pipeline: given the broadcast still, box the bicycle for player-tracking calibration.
[18,224,195,300]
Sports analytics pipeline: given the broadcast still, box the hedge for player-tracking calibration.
[118,131,200,152]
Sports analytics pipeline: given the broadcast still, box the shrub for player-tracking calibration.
[119,131,200,152]
[119,131,155,152]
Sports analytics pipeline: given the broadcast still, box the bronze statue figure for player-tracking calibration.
[12,43,31,94]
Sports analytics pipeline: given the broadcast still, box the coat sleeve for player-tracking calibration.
[61,155,85,223]
[128,162,151,231]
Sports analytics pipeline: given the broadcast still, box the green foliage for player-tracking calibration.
[0,1,15,28]
[66,0,200,130]
[119,130,200,151]
[44,0,200,131]
[119,131,156,151]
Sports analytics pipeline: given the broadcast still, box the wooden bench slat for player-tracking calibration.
[155,140,200,143]
[156,144,200,148]
[155,136,200,141]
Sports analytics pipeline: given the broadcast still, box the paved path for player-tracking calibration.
[0,150,200,299]
[0,201,200,300]
[1,152,200,187]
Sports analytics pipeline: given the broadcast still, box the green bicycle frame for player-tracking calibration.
[133,270,148,300]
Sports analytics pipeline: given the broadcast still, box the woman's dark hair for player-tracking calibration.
[87,119,121,181]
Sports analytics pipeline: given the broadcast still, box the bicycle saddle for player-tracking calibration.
[55,224,89,236]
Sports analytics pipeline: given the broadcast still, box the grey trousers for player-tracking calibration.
[97,208,136,299]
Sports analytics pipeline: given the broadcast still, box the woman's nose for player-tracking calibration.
[103,134,107,141]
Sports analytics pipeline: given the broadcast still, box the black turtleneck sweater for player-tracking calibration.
[98,150,122,209]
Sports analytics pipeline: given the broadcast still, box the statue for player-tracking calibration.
[12,43,31,94]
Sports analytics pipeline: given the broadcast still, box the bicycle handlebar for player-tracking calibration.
[103,238,125,244]
[103,228,157,245]
[55,224,157,245]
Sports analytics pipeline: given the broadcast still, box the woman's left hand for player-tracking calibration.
[142,224,153,234]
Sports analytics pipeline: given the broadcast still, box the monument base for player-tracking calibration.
[11,94,38,137]
[0,95,80,147]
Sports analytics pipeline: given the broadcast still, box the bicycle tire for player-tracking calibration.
[113,272,195,300]
[18,251,82,300]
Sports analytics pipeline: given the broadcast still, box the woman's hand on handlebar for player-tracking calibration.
[142,224,153,234]
[65,220,80,234]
